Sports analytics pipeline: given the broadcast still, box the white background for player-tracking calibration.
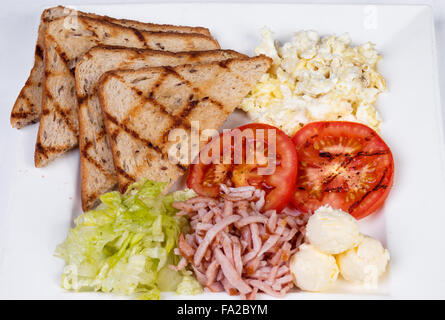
[0,1,444,299]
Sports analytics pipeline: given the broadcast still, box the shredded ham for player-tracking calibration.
[236,215,268,228]
[206,260,220,286]
[174,185,309,300]
[194,215,241,266]
[178,233,195,262]
[215,248,252,294]
[207,282,224,292]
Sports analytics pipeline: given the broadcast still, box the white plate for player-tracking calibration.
[0,3,443,299]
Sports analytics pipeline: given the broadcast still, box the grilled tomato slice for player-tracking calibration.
[187,123,298,212]
[291,121,394,219]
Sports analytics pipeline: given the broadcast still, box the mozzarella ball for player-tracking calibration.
[290,244,339,292]
[306,205,361,254]
[337,235,390,285]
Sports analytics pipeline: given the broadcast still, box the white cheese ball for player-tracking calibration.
[290,244,339,292]
[337,235,390,285]
[306,205,361,254]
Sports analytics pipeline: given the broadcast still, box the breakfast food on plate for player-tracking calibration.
[241,29,386,136]
[289,243,339,292]
[172,185,309,299]
[184,122,392,295]
[10,6,212,129]
[98,56,272,194]
[35,15,220,167]
[186,123,298,212]
[289,205,390,291]
[12,6,393,300]
[56,180,201,299]
[11,6,72,129]
[76,47,246,211]
[291,121,394,219]
[305,205,361,254]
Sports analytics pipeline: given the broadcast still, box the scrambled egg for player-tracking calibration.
[240,29,387,136]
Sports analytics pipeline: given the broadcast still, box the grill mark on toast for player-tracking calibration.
[218,59,231,69]
[179,94,200,119]
[36,141,71,159]
[53,102,77,134]
[104,109,186,174]
[146,94,191,131]
[107,126,148,192]
[160,66,231,145]
[176,163,187,171]
[47,34,76,76]
[77,94,87,107]
[85,193,102,208]
[35,45,44,59]
[40,33,79,150]
[80,18,100,39]
[163,66,226,111]
[115,164,136,185]
[81,124,107,153]
[121,181,133,194]
[121,72,170,126]
[104,111,162,154]
[11,111,39,119]
[35,139,74,165]
[84,51,94,60]
[129,27,148,47]
[11,87,38,128]
[125,72,192,131]
[115,73,191,140]
[114,71,192,167]
[80,97,116,202]
[44,89,78,136]
[121,99,151,127]
[11,93,37,117]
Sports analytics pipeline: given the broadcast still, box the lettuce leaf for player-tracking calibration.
[55,180,199,299]
[176,272,204,296]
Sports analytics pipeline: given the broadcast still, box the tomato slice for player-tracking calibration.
[187,123,298,212]
[291,121,394,219]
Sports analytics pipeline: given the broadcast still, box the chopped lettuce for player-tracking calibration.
[176,272,204,296]
[55,180,200,299]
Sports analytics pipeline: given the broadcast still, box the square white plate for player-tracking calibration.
[0,3,444,299]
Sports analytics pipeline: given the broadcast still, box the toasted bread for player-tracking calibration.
[98,55,272,194]
[34,16,220,168]
[77,46,247,210]
[10,5,212,129]
[10,6,73,129]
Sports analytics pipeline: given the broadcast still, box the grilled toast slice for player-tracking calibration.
[10,6,212,129]
[10,6,73,129]
[35,16,220,168]
[98,55,272,194]
[77,46,247,210]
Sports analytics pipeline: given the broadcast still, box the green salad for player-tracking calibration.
[56,180,201,300]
